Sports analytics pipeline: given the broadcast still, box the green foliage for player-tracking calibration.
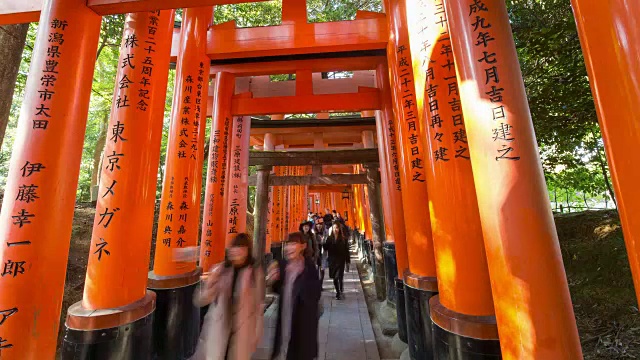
[214,1,283,27]
[307,0,382,22]
[507,0,615,206]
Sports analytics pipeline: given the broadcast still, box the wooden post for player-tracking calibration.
[571,0,640,306]
[385,0,439,357]
[365,164,387,301]
[405,0,499,356]
[0,0,100,356]
[147,7,211,359]
[375,63,409,339]
[264,134,275,260]
[200,72,234,272]
[253,165,272,265]
[63,10,175,357]
[445,0,582,358]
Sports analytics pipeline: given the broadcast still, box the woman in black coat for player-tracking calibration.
[267,232,322,360]
[325,222,351,300]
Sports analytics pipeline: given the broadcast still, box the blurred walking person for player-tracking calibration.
[267,232,322,360]
[192,233,264,360]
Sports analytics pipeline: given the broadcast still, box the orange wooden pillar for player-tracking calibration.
[252,128,272,263]
[0,1,100,357]
[404,0,499,356]
[270,166,283,260]
[385,0,439,357]
[444,0,582,358]
[375,64,410,341]
[200,72,234,272]
[61,11,175,357]
[147,7,211,359]
[283,167,291,235]
[225,116,251,243]
[571,0,640,307]
[263,135,275,261]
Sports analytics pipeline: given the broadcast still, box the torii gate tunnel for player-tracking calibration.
[0,0,638,359]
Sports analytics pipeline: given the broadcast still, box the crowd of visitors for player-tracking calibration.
[191,209,353,359]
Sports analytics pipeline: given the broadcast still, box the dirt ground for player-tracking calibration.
[57,207,637,359]
[557,210,639,359]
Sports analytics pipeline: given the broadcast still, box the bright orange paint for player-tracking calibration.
[209,56,385,77]
[231,90,381,117]
[200,72,234,272]
[375,63,409,275]
[405,0,494,317]
[445,0,581,357]
[83,10,175,310]
[225,116,251,244]
[206,15,387,60]
[0,0,101,356]
[270,167,282,243]
[386,0,437,278]
[571,0,640,306]
[152,7,211,276]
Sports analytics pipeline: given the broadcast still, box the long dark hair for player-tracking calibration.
[332,222,346,241]
[224,233,255,268]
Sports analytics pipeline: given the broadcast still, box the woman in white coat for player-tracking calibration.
[192,233,264,360]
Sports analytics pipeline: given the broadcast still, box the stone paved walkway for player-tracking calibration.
[254,259,380,360]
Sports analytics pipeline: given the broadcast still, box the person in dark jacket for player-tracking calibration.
[313,218,328,283]
[299,220,318,263]
[267,232,322,360]
[325,221,351,300]
[322,209,333,229]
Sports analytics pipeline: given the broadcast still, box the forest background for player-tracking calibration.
[0,0,615,212]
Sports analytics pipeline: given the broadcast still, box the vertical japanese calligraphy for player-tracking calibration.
[224,116,251,246]
[200,80,233,270]
[406,0,495,317]
[272,166,283,243]
[385,0,438,278]
[465,0,520,161]
[83,11,175,310]
[0,0,102,356]
[152,7,210,277]
[444,0,583,356]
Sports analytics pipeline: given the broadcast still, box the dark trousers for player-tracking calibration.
[333,266,344,294]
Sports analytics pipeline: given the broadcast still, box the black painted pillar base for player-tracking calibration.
[430,295,501,359]
[271,243,283,263]
[62,291,156,359]
[396,278,408,343]
[404,272,438,360]
[383,242,398,306]
[147,268,202,360]
[366,239,374,268]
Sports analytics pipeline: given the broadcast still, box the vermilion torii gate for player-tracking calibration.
[0,0,638,359]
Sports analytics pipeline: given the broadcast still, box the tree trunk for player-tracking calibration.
[90,112,109,200]
[591,128,617,207]
[0,24,29,150]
